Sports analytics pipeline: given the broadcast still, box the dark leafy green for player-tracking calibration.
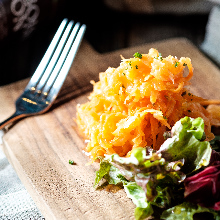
[210,136,220,152]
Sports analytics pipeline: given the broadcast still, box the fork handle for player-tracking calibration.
[0,111,26,130]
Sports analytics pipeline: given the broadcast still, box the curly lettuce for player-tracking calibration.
[94,117,218,219]
[158,117,212,173]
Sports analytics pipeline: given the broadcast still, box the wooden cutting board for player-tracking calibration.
[1,38,220,220]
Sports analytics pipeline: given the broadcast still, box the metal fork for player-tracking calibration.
[0,19,86,130]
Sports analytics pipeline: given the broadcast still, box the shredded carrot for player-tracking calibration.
[76,49,219,161]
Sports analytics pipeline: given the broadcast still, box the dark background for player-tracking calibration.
[0,0,210,86]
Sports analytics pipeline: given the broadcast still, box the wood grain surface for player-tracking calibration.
[1,38,220,220]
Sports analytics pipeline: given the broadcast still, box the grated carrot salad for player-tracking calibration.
[76,49,218,161]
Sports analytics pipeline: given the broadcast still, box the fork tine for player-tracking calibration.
[46,24,86,100]
[41,22,81,95]
[25,19,68,91]
[35,21,75,92]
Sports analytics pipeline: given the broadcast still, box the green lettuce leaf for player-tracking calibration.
[94,159,128,187]
[124,182,148,208]
[161,202,220,220]
[94,161,111,187]
[94,159,154,220]
[134,206,154,220]
[158,116,212,173]
[106,147,185,201]
[94,147,185,219]
[107,163,128,185]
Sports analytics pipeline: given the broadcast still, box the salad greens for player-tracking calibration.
[161,202,220,220]
[158,116,212,173]
[94,116,220,219]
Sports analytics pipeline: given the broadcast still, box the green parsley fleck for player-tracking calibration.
[183,63,187,66]
[133,52,142,59]
[163,115,167,120]
[69,160,75,165]
[122,72,125,75]
[135,65,138,69]
[154,53,163,61]
[174,62,179,68]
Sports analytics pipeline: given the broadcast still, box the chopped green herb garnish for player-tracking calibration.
[183,63,187,66]
[174,62,179,68]
[122,72,125,75]
[133,52,142,59]
[154,53,163,61]
[69,160,75,165]
[135,65,138,69]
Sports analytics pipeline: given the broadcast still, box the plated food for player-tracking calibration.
[76,49,220,219]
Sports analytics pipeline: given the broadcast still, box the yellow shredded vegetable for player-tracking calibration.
[76,49,218,161]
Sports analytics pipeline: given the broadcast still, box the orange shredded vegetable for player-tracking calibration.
[76,49,218,161]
